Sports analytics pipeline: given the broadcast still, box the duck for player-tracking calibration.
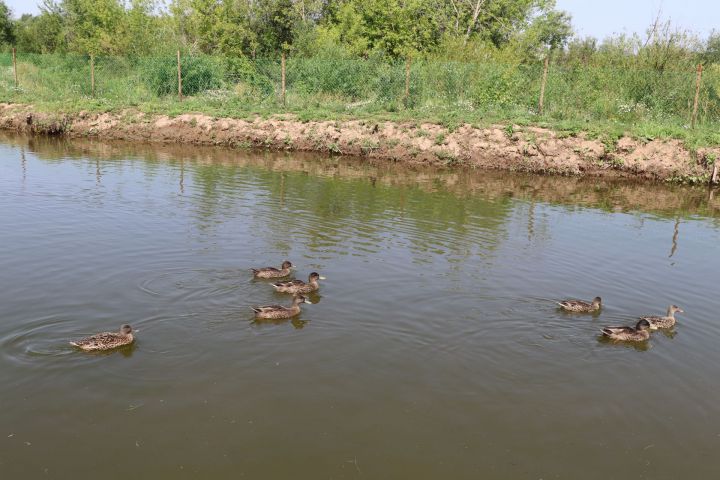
[251,260,293,279]
[70,324,135,351]
[272,272,325,294]
[557,296,602,313]
[251,294,312,319]
[640,305,684,329]
[601,319,651,342]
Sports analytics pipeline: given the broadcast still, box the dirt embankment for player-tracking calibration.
[0,103,717,182]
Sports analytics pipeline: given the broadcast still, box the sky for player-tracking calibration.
[3,0,718,40]
[554,0,716,39]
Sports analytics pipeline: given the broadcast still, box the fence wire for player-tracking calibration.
[0,52,717,126]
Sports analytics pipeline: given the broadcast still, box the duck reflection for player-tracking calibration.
[596,335,651,352]
[306,292,322,305]
[251,317,309,330]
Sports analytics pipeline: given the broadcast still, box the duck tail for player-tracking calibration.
[250,268,259,274]
[250,306,261,313]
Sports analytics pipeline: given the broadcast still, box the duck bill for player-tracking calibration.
[303,299,313,304]
[318,276,327,280]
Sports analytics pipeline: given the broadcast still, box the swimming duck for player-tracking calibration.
[251,260,293,279]
[70,324,135,351]
[251,294,312,319]
[557,296,602,313]
[641,305,684,329]
[601,319,651,342]
[272,272,325,294]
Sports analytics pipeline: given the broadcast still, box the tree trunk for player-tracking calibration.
[464,0,487,45]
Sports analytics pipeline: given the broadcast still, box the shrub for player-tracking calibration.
[141,55,225,97]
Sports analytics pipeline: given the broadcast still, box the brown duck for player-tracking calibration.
[557,296,602,313]
[251,260,293,279]
[601,319,651,342]
[251,294,312,319]
[272,272,325,294]
[641,305,684,329]
[70,324,135,351]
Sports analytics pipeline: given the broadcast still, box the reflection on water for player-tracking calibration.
[1,134,719,480]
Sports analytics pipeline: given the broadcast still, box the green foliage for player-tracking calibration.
[224,56,274,96]
[14,11,64,53]
[0,0,13,46]
[141,55,225,96]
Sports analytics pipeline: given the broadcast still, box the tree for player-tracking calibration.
[701,31,720,65]
[255,0,299,53]
[15,3,65,53]
[0,0,14,46]
[532,10,572,51]
[320,0,442,57]
[56,0,128,54]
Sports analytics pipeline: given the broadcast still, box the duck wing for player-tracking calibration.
[70,332,122,350]
[559,300,589,308]
[253,267,280,274]
[601,326,633,336]
[641,315,672,328]
[640,315,663,328]
[251,304,285,313]
[272,279,305,288]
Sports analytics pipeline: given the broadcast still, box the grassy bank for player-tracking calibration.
[0,52,719,151]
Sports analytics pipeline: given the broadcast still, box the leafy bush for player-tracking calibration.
[141,55,226,96]
[225,56,274,96]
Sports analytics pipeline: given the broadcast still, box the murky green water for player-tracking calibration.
[1,135,719,479]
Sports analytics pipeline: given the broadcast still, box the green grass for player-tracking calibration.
[0,52,719,148]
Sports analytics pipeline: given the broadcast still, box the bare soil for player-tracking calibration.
[1,103,717,182]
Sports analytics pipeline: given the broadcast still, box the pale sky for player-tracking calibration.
[4,0,719,39]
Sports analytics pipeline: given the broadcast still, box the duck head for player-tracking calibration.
[293,294,313,305]
[309,272,326,282]
[635,319,651,331]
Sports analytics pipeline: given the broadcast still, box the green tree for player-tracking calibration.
[15,2,65,53]
[702,31,720,65]
[254,0,299,54]
[0,0,14,46]
[320,0,442,57]
[58,0,128,54]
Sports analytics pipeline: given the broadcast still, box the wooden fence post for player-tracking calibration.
[281,51,286,107]
[177,50,183,100]
[404,57,411,103]
[691,63,703,129]
[538,54,549,115]
[12,47,18,89]
[90,54,95,97]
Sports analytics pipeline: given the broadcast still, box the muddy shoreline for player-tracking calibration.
[1,103,717,182]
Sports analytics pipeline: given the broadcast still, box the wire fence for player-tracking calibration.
[0,51,718,127]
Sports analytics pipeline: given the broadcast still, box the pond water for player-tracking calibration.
[1,134,719,479]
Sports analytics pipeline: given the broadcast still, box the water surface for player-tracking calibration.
[1,135,719,479]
